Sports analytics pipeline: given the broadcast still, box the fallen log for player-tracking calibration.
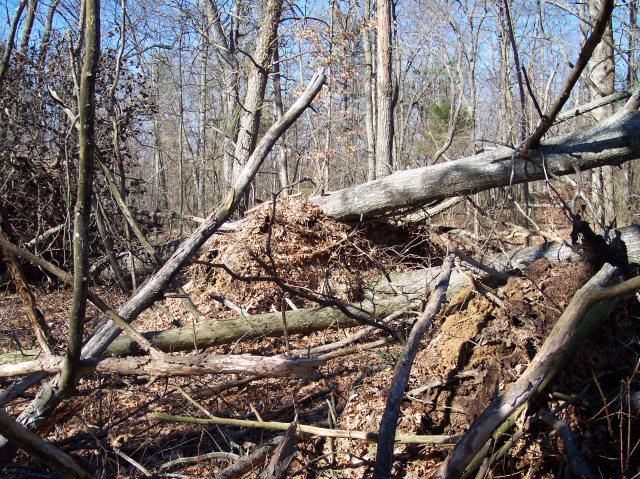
[106,294,415,357]
[2,226,638,365]
[0,353,323,379]
[311,108,640,220]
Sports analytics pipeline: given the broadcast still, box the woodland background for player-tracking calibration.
[0,0,640,478]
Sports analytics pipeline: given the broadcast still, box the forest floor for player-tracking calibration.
[0,198,639,478]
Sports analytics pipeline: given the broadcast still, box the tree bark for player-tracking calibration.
[100,293,415,358]
[311,108,640,220]
[272,42,289,192]
[203,0,240,191]
[18,0,37,54]
[589,0,616,226]
[375,0,394,178]
[232,0,283,211]
[0,70,326,446]
[363,0,376,181]
[59,0,100,392]
[0,353,323,380]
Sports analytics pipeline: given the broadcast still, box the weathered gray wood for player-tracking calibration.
[311,109,640,220]
[0,353,323,379]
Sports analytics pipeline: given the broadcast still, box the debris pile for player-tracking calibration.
[190,197,442,316]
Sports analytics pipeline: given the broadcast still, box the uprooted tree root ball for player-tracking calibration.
[189,196,444,316]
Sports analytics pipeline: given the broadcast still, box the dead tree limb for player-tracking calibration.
[539,409,598,479]
[432,265,639,479]
[521,0,613,152]
[0,0,27,88]
[311,108,640,220]
[0,353,323,379]
[216,436,281,479]
[554,87,636,124]
[372,257,453,479]
[0,410,91,479]
[0,70,327,447]
[261,420,298,479]
[147,412,459,445]
[0,211,54,353]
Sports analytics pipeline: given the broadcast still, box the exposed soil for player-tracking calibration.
[0,198,638,478]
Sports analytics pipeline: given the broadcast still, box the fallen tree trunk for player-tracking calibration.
[3,225,638,365]
[311,108,640,220]
[0,353,323,379]
[104,294,415,357]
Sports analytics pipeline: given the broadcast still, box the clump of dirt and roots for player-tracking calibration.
[0,197,638,479]
[187,196,445,317]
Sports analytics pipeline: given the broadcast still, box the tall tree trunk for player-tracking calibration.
[59,0,100,392]
[589,0,616,227]
[232,0,283,212]
[196,30,207,215]
[152,63,168,210]
[0,0,27,89]
[629,1,638,86]
[363,0,376,180]
[18,0,37,54]
[375,0,394,178]
[272,42,289,192]
[503,0,532,241]
[203,0,241,192]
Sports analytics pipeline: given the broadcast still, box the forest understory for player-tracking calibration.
[1,195,639,479]
[2,0,640,477]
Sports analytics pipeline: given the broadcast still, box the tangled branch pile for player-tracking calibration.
[190,196,443,316]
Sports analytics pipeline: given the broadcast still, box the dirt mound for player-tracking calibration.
[333,258,598,476]
[190,197,442,317]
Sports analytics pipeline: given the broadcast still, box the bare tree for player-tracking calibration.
[589,0,616,227]
[375,0,394,178]
[59,0,100,392]
[232,0,284,211]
